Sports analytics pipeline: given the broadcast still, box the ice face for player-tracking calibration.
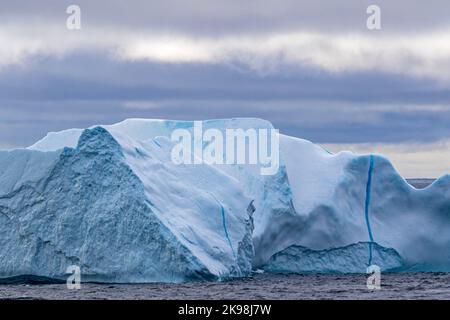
[279,134,450,272]
[0,127,254,282]
[27,118,295,268]
[0,118,449,282]
[263,242,405,274]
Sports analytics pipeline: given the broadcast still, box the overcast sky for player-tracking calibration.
[0,1,449,177]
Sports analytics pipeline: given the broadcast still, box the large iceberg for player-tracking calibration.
[0,118,449,282]
[0,126,254,282]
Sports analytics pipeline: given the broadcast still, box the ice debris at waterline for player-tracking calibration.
[0,118,449,283]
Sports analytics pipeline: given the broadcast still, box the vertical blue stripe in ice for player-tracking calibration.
[208,192,236,259]
[220,205,236,259]
[365,155,375,266]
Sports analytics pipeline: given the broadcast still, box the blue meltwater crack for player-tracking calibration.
[208,193,236,259]
[365,155,375,266]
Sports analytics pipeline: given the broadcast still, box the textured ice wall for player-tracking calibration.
[279,135,450,271]
[0,127,254,282]
[28,118,296,268]
[263,242,404,274]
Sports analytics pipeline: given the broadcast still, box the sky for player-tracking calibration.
[0,0,449,177]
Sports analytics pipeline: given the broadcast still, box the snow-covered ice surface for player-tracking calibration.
[0,118,449,283]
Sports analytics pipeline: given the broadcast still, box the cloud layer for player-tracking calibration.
[2,23,450,81]
[0,1,449,177]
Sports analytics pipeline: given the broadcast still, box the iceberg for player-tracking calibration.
[28,118,296,269]
[0,126,254,282]
[0,118,449,282]
[279,135,450,272]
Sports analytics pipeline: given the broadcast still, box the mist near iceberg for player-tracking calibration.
[0,118,449,283]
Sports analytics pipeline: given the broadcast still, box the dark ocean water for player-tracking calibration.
[406,179,436,189]
[0,273,449,300]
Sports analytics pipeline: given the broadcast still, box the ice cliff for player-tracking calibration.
[263,242,404,274]
[0,118,449,282]
[0,126,254,282]
[278,135,450,272]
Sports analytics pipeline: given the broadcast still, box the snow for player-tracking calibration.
[1,118,449,282]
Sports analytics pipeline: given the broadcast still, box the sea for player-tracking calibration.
[0,273,449,300]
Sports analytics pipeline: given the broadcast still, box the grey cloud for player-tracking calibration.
[1,56,450,147]
[0,1,449,155]
[2,0,450,34]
